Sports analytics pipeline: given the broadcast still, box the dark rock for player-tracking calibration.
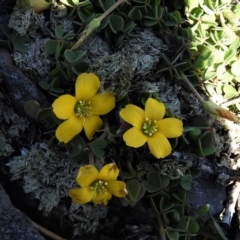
[0,0,16,38]
[0,0,16,15]
[0,49,49,116]
[187,177,227,216]
[0,183,45,240]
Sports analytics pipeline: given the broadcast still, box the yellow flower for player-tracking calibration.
[52,73,115,143]
[69,163,127,205]
[120,98,183,159]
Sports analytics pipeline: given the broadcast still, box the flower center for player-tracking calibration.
[74,100,92,120]
[90,180,108,196]
[142,118,158,136]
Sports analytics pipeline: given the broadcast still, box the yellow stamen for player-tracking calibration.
[142,118,158,136]
[74,100,92,119]
[90,180,108,197]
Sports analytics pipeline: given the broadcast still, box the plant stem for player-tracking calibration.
[98,0,126,22]
[149,197,166,240]
[181,74,205,105]
[71,0,127,50]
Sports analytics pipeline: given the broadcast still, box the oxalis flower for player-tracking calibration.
[69,163,127,205]
[120,98,183,159]
[52,73,115,143]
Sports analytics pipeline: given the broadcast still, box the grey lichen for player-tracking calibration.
[0,100,28,138]
[6,142,79,214]
[0,130,14,157]
[69,203,108,236]
[137,160,190,180]
[8,6,34,36]
[120,28,167,78]
[6,141,109,233]
[78,33,113,65]
[12,38,52,82]
[49,1,74,35]
[91,53,133,100]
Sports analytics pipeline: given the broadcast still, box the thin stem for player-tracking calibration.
[149,197,166,240]
[98,0,126,22]
[28,218,67,240]
[71,0,127,50]
[181,74,205,105]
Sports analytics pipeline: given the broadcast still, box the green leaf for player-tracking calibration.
[231,60,240,76]
[188,218,199,234]
[209,213,228,240]
[126,179,145,203]
[55,26,64,38]
[1,23,13,38]
[12,35,29,53]
[188,127,201,140]
[88,139,107,157]
[201,145,216,156]
[64,49,85,63]
[78,10,94,22]
[194,51,213,68]
[44,40,58,54]
[38,108,59,128]
[68,135,85,158]
[223,50,235,63]
[24,100,41,120]
[180,174,192,190]
[72,61,90,75]
[196,204,210,217]
[141,172,169,193]
[97,16,109,31]
[99,0,115,11]
[39,81,50,90]
[223,84,237,99]
[128,7,142,21]
[108,15,124,33]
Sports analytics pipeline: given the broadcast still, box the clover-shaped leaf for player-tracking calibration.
[44,40,58,54]
[180,174,192,191]
[68,135,86,158]
[125,179,145,204]
[38,108,59,128]
[12,35,29,53]
[55,26,64,39]
[109,15,124,33]
[64,49,85,63]
[141,171,169,193]
[88,139,107,157]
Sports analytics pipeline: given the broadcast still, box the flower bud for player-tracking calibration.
[203,100,238,122]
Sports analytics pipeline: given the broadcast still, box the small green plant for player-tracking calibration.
[0,23,29,53]
[183,115,216,157]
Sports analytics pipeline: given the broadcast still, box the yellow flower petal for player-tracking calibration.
[55,115,83,143]
[91,191,112,205]
[52,94,76,119]
[68,187,94,204]
[76,165,99,187]
[120,104,145,128]
[98,163,119,181]
[106,181,127,198]
[75,73,100,101]
[82,115,103,140]
[157,118,183,138]
[123,127,148,148]
[90,93,115,115]
[147,132,172,158]
[145,98,165,121]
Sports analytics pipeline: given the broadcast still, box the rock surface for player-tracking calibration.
[0,49,49,116]
[0,183,45,240]
[188,177,227,216]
